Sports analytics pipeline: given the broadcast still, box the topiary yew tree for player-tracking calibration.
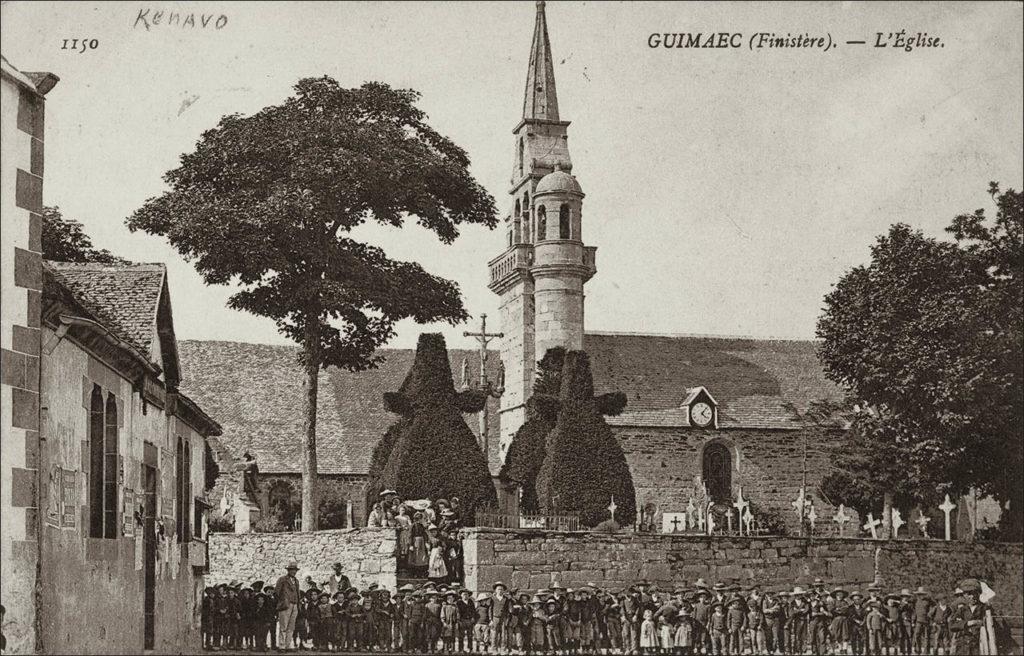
[127,78,497,530]
[500,347,565,512]
[535,350,634,528]
[372,333,496,522]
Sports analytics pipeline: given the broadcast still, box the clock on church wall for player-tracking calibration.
[683,387,718,429]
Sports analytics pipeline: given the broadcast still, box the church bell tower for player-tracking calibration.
[487,0,597,463]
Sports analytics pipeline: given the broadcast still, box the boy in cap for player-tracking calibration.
[762,589,784,655]
[376,589,396,652]
[726,595,746,655]
[928,592,953,656]
[490,582,512,653]
[526,595,546,654]
[691,589,712,656]
[866,597,887,656]
[898,589,915,655]
[709,601,728,656]
[474,592,492,654]
[456,588,476,654]
[406,590,427,653]
[262,585,278,651]
[545,599,563,653]
[830,587,852,655]
[745,586,766,656]
[787,588,809,656]
[912,586,933,655]
[201,587,214,650]
[440,590,459,653]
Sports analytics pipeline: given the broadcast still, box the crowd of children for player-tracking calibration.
[201,572,997,655]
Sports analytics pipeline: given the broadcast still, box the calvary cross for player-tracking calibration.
[863,513,881,539]
[939,494,957,541]
[463,314,503,459]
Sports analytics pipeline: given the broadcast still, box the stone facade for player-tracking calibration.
[208,527,397,591]
[462,528,1024,617]
[1,59,50,655]
[616,426,850,532]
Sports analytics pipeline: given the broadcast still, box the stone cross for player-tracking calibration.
[608,496,617,523]
[726,509,734,533]
[733,487,750,536]
[891,508,905,538]
[706,502,716,535]
[939,494,957,541]
[807,503,818,533]
[832,504,851,537]
[863,513,881,539]
[670,515,683,533]
[791,487,807,517]
[742,507,754,535]
[914,510,931,538]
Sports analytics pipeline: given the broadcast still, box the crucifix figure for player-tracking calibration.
[832,504,851,537]
[686,497,696,530]
[706,502,716,535]
[914,509,931,538]
[670,515,683,533]
[733,487,750,536]
[608,496,617,523]
[939,495,957,541]
[891,508,906,538]
[863,513,881,539]
[742,507,754,535]
[807,503,818,533]
[463,314,504,459]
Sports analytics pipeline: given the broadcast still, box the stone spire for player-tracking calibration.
[522,0,559,122]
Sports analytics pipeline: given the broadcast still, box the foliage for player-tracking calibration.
[253,514,288,533]
[817,184,1022,540]
[746,501,788,537]
[364,418,409,512]
[42,206,129,264]
[318,496,350,530]
[499,347,565,511]
[593,519,622,534]
[126,77,497,529]
[372,333,496,523]
[208,513,234,533]
[535,350,637,528]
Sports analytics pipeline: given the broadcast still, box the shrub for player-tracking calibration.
[319,496,350,529]
[536,351,637,528]
[208,512,235,533]
[253,514,288,533]
[371,333,496,523]
[365,419,408,512]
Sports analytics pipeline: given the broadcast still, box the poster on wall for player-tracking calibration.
[60,469,77,528]
[122,488,135,537]
[45,465,62,528]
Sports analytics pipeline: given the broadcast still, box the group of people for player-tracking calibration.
[367,491,465,583]
[202,566,998,655]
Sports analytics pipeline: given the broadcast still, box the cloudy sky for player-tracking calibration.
[2,1,1022,350]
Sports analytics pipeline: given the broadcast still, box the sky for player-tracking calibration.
[2,1,1022,351]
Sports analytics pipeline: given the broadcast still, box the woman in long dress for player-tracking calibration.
[395,505,413,567]
[409,512,429,571]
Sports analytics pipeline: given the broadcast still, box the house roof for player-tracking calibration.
[584,332,844,429]
[45,261,166,354]
[178,332,843,476]
[177,340,502,476]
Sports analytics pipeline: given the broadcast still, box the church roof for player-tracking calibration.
[535,169,583,196]
[522,1,560,122]
[177,340,502,476]
[584,332,844,430]
[178,332,843,477]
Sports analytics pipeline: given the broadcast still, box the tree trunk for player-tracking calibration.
[882,492,893,540]
[301,315,321,532]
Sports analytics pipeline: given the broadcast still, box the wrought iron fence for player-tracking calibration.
[476,509,581,532]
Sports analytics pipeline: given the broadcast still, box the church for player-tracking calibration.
[179,1,851,535]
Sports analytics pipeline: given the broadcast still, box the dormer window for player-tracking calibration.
[682,387,718,428]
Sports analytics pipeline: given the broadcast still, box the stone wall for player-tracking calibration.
[208,527,397,591]
[462,529,1024,617]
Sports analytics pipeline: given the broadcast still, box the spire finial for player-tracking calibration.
[522,0,559,122]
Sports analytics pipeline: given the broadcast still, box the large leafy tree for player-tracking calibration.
[535,350,634,527]
[372,333,496,522]
[817,184,1022,539]
[128,78,497,530]
[42,206,129,264]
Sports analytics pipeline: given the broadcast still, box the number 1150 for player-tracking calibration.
[62,39,99,53]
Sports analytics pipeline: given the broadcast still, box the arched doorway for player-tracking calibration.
[702,442,733,502]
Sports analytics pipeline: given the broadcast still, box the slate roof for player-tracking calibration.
[178,332,844,476]
[45,261,166,355]
[584,332,844,430]
[177,340,502,476]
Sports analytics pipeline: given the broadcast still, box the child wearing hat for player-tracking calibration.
[525,596,546,654]
[912,587,933,655]
[201,587,213,650]
[928,593,953,656]
[674,605,695,655]
[440,590,459,653]
[545,599,564,653]
[473,592,492,654]
[639,608,657,654]
[866,597,887,656]
[455,589,476,654]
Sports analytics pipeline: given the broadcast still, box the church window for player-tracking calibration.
[515,198,521,218]
[517,137,524,177]
[702,442,732,502]
[537,206,547,241]
[559,204,571,239]
[508,230,513,248]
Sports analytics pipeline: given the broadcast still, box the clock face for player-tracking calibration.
[691,402,714,427]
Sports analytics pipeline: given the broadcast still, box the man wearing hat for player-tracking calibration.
[490,581,512,653]
[949,581,993,656]
[274,562,301,651]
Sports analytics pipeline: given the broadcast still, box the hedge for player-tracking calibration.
[370,333,496,522]
[535,350,637,527]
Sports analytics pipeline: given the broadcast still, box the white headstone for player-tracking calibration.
[832,504,851,537]
[914,510,931,537]
[662,512,687,534]
[742,507,754,534]
[733,487,750,536]
[939,495,957,541]
[891,508,906,538]
[863,513,881,539]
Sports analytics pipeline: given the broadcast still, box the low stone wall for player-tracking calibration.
[462,529,1024,617]
[208,527,397,590]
